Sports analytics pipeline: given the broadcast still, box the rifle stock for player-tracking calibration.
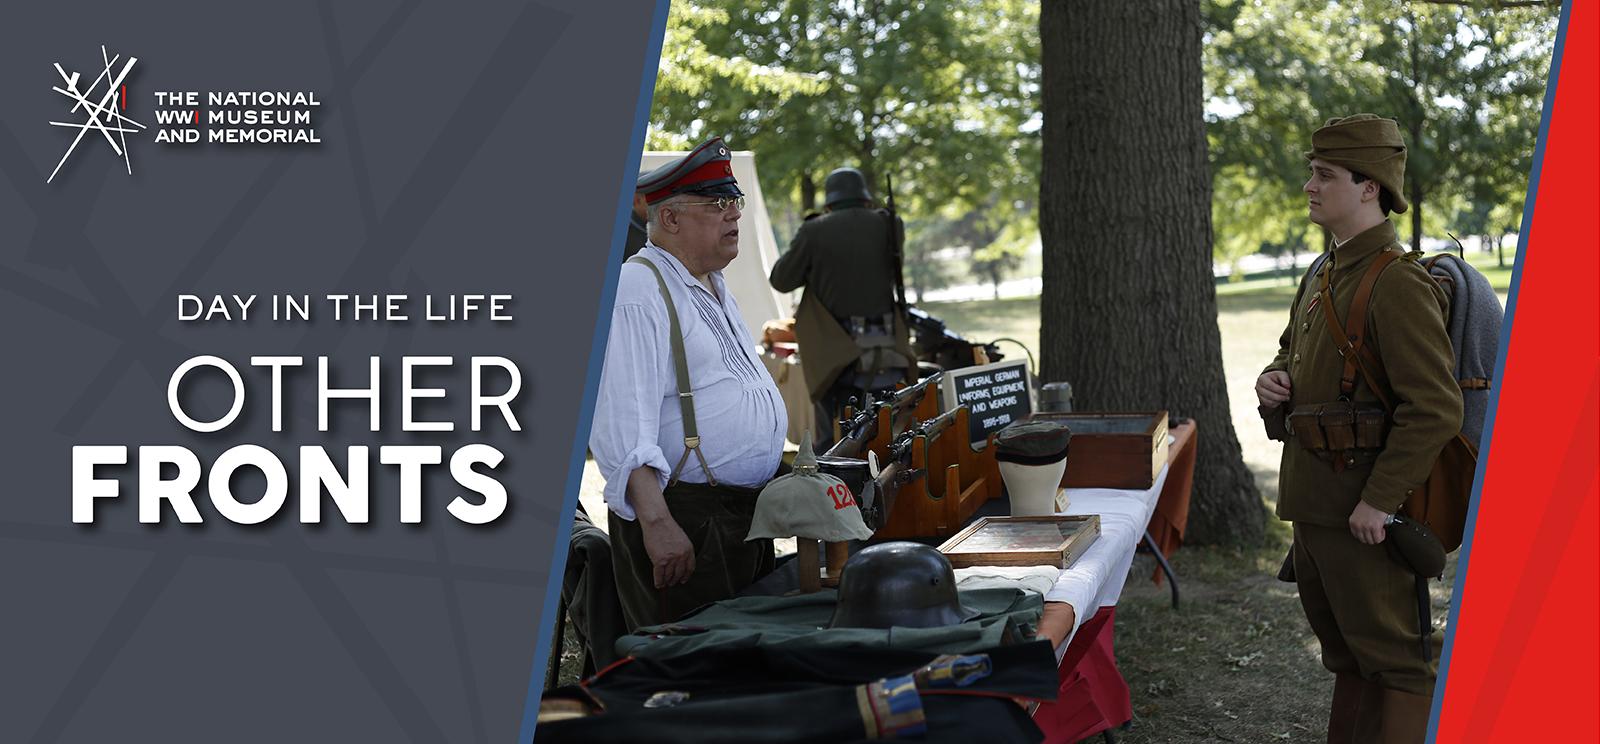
[826,377,939,461]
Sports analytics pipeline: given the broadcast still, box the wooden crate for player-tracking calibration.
[937,515,1101,569]
[1032,411,1168,490]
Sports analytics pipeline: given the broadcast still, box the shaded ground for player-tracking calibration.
[1110,530,1460,744]
[551,251,1504,740]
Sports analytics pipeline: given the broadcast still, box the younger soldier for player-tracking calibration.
[1255,114,1462,743]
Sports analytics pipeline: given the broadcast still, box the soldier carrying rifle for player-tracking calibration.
[770,167,916,449]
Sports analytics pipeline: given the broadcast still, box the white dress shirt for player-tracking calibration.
[589,242,787,520]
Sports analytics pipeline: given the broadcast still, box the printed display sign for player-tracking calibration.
[940,359,1033,443]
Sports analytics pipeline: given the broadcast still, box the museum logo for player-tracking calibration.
[48,46,143,183]
[48,45,324,184]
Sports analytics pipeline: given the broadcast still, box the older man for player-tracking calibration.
[591,137,787,629]
[1256,114,1461,743]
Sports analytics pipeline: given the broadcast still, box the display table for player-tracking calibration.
[1035,454,1171,649]
[1147,421,1197,581]
[1021,420,1198,742]
[732,421,1200,742]
[1035,420,1196,647]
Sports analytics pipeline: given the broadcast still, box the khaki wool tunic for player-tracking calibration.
[1265,221,1463,527]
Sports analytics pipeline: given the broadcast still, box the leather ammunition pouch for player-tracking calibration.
[1258,404,1290,442]
[1285,400,1389,459]
[842,313,913,378]
[841,313,893,339]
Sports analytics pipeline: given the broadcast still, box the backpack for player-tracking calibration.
[1308,248,1502,552]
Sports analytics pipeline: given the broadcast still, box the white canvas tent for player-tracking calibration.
[639,150,796,339]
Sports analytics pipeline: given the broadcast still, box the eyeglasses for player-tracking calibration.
[672,195,746,212]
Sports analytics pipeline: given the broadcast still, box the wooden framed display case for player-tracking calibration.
[937,514,1101,569]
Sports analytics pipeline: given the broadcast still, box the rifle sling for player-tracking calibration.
[627,255,717,486]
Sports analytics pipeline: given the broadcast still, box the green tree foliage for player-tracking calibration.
[649,3,827,151]
[653,1,1551,280]
[1204,0,1555,257]
[649,0,1041,288]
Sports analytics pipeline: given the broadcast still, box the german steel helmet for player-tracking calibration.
[823,167,873,207]
[747,432,873,542]
[829,542,980,629]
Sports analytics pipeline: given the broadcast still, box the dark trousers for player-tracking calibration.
[609,481,776,630]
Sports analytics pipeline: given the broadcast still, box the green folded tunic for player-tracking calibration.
[615,587,1043,660]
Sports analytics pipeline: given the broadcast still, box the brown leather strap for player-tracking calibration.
[1342,250,1399,390]
[1460,377,1491,391]
[1342,332,1396,413]
[1318,249,1408,412]
[1318,249,1401,402]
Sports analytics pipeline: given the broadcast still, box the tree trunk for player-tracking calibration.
[1406,28,1425,254]
[1039,0,1264,545]
[858,126,879,199]
[1409,182,1424,253]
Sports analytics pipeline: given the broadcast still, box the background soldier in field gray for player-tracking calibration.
[770,167,914,445]
[1256,114,1462,744]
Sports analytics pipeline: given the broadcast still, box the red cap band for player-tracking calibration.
[644,159,736,204]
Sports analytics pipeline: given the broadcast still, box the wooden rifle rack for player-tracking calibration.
[874,405,1004,540]
[839,380,938,458]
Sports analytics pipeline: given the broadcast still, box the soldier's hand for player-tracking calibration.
[1256,371,1293,407]
[641,515,696,588]
[1349,501,1389,545]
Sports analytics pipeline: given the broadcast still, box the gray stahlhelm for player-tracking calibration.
[823,167,873,208]
[829,542,979,629]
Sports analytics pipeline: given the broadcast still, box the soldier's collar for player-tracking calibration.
[1332,220,1399,264]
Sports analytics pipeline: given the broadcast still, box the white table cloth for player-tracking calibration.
[1039,461,1170,656]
